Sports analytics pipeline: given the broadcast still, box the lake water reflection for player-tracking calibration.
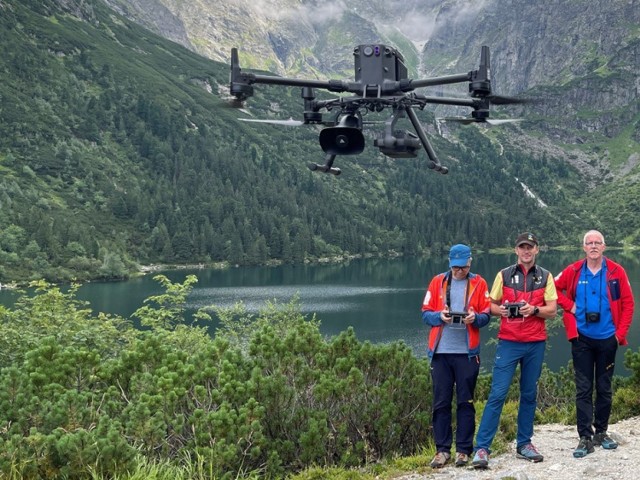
[3,251,639,375]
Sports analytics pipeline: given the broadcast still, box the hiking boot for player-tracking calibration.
[573,436,594,458]
[472,448,489,469]
[593,432,618,449]
[430,451,451,469]
[455,452,469,467]
[516,443,544,462]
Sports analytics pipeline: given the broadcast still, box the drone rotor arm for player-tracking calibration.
[246,75,349,93]
[409,72,472,90]
[414,94,478,108]
[230,47,350,104]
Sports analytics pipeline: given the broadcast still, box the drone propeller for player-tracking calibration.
[485,118,524,125]
[485,95,537,106]
[238,117,304,127]
[438,117,524,125]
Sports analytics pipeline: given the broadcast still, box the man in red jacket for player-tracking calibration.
[472,232,557,469]
[554,230,635,458]
[422,244,491,468]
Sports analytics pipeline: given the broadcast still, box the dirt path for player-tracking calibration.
[396,416,640,480]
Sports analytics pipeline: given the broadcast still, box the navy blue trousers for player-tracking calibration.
[430,353,480,455]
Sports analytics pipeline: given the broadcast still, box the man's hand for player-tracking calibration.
[463,307,476,325]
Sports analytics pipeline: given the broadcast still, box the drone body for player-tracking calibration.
[230,44,529,175]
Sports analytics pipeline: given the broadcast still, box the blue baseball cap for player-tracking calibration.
[449,244,472,268]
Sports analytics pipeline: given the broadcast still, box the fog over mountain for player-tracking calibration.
[103,0,494,77]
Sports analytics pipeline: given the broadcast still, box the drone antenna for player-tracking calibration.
[404,107,448,174]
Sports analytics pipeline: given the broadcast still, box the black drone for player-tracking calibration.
[229,44,529,175]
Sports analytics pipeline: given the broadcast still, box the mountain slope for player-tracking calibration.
[110,0,640,177]
[421,0,640,171]
[0,0,619,283]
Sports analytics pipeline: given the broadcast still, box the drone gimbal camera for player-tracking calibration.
[230,43,530,175]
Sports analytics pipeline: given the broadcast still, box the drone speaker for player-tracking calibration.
[319,127,365,155]
[319,115,365,155]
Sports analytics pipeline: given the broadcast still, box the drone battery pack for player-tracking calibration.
[354,44,408,85]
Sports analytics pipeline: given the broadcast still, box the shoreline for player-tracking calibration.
[2,245,634,287]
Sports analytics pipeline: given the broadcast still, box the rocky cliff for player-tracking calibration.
[421,0,640,145]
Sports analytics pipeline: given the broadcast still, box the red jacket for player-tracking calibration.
[494,264,554,342]
[554,257,634,345]
[421,272,491,358]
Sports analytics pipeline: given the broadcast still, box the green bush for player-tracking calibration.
[535,363,576,424]
[248,324,431,469]
[608,348,640,422]
[1,277,639,479]
[0,277,434,478]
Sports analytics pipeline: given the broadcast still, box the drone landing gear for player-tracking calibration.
[404,107,448,174]
[308,154,341,175]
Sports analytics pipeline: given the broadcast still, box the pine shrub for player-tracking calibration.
[1,277,639,478]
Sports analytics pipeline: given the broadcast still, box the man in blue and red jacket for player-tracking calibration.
[421,244,491,468]
[555,230,634,458]
[472,232,557,469]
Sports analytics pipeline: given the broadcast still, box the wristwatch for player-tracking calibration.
[533,306,540,316]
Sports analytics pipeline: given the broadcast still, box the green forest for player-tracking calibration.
[0,0,637,284]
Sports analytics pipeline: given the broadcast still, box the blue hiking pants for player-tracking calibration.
[474,339,545,452]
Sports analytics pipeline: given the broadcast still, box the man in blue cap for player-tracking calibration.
[422,244,491,468]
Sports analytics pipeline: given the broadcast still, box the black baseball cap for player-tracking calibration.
[515,232,538,247]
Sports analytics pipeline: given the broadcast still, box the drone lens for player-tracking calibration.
[363,46,373,56]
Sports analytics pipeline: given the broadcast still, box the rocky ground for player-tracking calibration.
[396,415,640,480]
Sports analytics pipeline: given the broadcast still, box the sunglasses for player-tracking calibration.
[452,266,470,271]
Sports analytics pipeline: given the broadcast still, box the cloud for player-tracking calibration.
[248,0,349,25]
[398,0,493,41]
[241,0,492,41]
[432,0,492,30]
[396,12,438,41]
